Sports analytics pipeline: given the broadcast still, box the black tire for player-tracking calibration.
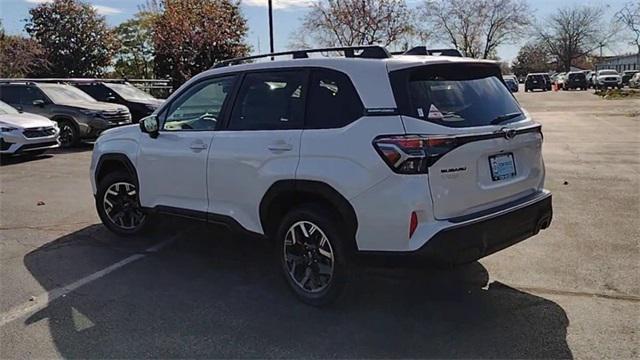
[57,119,79,148]
[96,170,149,236]
[276,204,349,306]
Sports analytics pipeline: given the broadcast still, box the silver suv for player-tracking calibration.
[0,81,131,147]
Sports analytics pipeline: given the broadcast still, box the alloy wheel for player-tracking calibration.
[103,182,146,230]
[59,123,75,147]
[283,221,334,293]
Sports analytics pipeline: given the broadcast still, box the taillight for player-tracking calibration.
[373,135,458,174]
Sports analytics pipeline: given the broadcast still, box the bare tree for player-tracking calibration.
[294,0,420,49]
[616,1,640,54]
[537,5,618,72]
[420,0,531,59]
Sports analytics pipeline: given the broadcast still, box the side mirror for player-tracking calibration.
[140,115,159,138]
[106,96,117,102]
[33,99,45,107]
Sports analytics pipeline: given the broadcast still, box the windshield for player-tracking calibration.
[391,64,524,128]
[599,70,618,76]
[105,83,156,101]
[0,100,19,115]
[39,84,97,104]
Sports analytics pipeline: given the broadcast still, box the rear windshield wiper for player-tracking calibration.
[490,112,522,125]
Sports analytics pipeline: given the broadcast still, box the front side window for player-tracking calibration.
[306,69,363,129]
[391,64,524,128]
[228,71,306,131]
[21,87,48,105]
[105,83,156,101]
[76,84,114,101]
[164,76,236,131]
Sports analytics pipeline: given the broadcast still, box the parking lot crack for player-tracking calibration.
[512,284,640,303]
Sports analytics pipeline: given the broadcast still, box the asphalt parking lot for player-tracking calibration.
[0,87,638,359]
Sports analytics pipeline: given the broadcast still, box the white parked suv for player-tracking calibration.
[90,46,553,305]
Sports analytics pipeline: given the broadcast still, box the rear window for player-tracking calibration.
[569,73,586,80]
[391,64,524,128]
[527,75,544,81]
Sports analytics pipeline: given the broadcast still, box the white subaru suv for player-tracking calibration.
[90,46,552,305]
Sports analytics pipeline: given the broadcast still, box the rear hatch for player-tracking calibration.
[389,62,545,219]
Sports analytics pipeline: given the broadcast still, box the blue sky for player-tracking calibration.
[0,0,633,63]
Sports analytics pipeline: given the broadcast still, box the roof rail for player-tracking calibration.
[393,47,463,57]
[213,45,391,68]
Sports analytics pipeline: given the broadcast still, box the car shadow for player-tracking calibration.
[50,142,94,154]
[23,221,572,359]
[0,153,54,166]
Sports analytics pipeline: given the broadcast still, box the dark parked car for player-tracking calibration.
[542,73,552,90]
[621,70,639,87]
[564,72,588,90]
[0,81,131,147]
[524,74,547,92]
[504,77,519,92]
[72,81,163,122]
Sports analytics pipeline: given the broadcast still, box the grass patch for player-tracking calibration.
[594,88,640,99]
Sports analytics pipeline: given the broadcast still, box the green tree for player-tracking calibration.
[511,42,551,78]
[114,16,155,79]
[25,0,117,77]
[153,0,249,87]
[0,22,49,77]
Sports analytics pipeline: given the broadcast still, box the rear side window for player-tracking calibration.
[391,64,524,128]
[76,84,113,101]
[305,69,363,129]
[0,85,22,104]
[228,71,306,131]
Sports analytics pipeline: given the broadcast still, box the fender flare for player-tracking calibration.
[259,180,359,252]
[95,153,139,188]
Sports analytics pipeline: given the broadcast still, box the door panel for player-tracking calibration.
[137,132,213,212]
[207,70,307,233]
[208,130,302,232]
[136,75,237,212]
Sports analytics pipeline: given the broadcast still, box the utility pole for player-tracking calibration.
[268,0,275,58]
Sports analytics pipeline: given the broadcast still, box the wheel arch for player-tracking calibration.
[260,180,358,253]
[95,153,139,189]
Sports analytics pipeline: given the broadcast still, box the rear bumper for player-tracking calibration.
[358,191,552,266]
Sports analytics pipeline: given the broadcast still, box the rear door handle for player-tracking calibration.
[190,142,208,150]
[268,142,293,152]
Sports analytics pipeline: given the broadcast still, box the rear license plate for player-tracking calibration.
[489,153,516,181]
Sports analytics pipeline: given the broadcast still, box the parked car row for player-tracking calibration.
[519,68,639,93]
[0,80,163,149]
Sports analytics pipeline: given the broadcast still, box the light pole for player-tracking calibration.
[268,0,275,57]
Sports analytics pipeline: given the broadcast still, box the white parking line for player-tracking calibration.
[0,236,177,327]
